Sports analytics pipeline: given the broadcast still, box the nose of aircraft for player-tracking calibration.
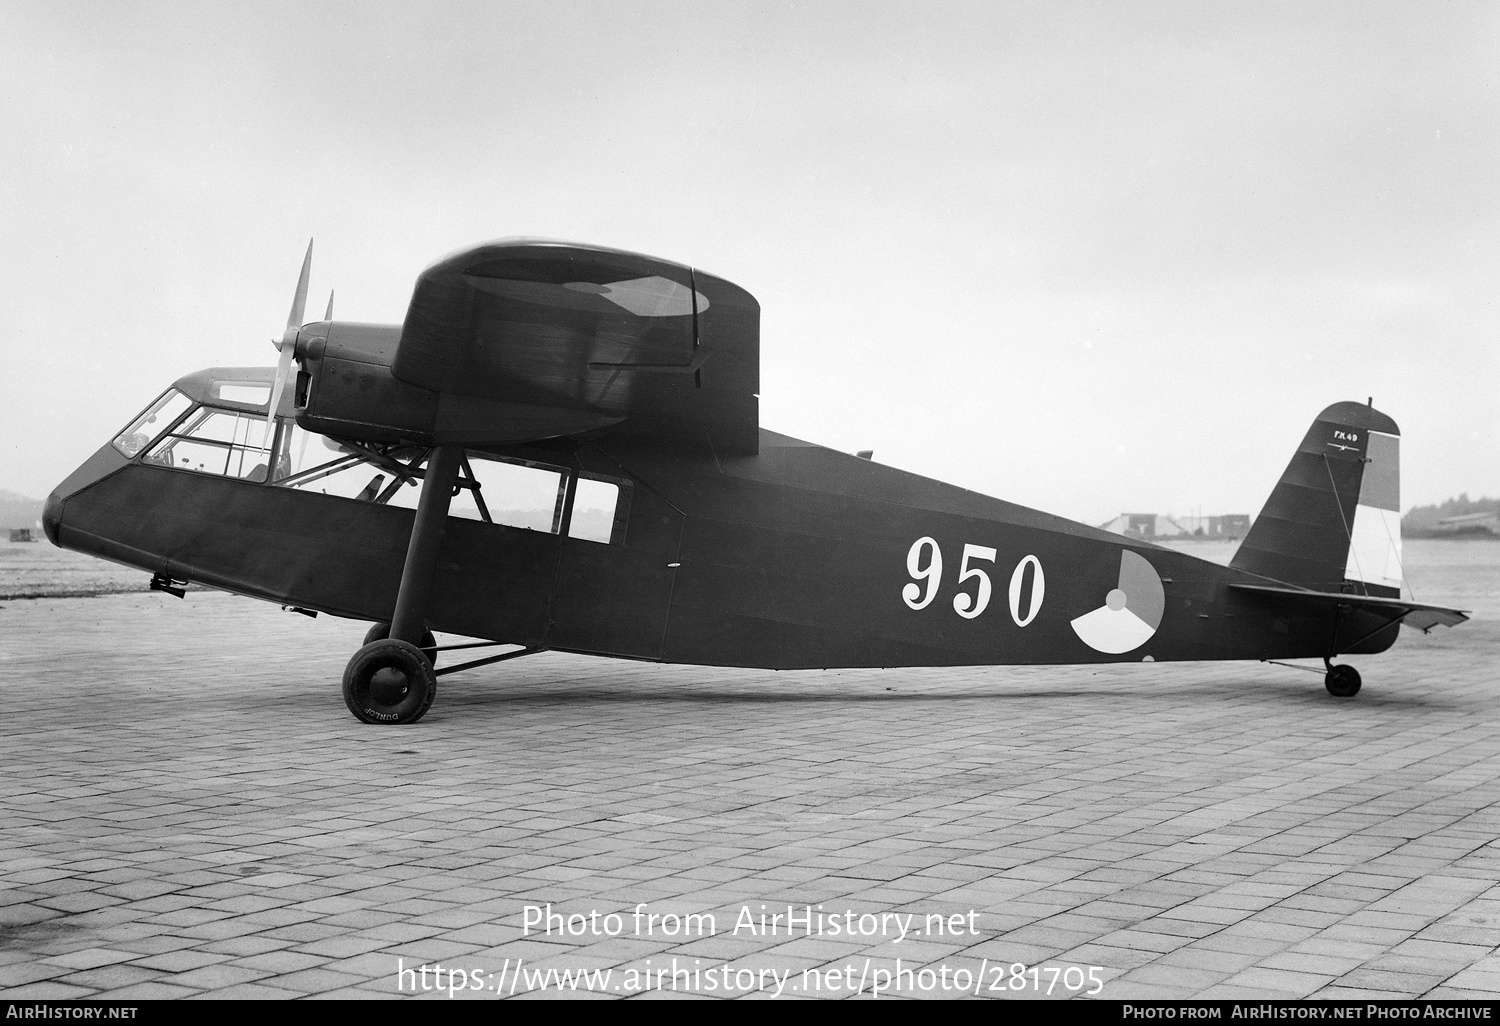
[42,491,63,545]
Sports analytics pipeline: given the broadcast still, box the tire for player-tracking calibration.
[362,622,438,667]
[343,639,437,724]
[1325,664,1362,698]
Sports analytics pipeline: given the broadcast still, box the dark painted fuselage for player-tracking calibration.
[47,411,1396,670]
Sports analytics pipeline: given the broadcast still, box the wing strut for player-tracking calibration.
[389,446,464,647]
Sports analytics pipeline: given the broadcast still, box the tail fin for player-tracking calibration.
[1230,401,1402,597]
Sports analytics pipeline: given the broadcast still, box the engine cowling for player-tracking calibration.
[294,321,621,445]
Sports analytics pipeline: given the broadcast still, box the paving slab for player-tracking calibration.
[0,589,1497,1000]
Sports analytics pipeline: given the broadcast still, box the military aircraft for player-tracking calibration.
[43,240,1468,724]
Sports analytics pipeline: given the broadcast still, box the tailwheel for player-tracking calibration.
[363,622,438,667]
[1324,663,1362,698]
[343,639,437,724]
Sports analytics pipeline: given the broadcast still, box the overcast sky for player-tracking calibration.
[3,1,1495,524]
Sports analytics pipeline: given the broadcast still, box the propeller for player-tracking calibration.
[265,239,314,441]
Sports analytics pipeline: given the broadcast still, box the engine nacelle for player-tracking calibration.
[294,321,620,445]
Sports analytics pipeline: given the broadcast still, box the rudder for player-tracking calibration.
[1230,401,1402,597]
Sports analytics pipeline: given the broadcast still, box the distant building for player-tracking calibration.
[1436,511,1500,536]
[1174,514,1252,540]
[1099,514,1185,539]
[1101,514,1251,540]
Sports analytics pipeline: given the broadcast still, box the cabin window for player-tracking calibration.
[113,390,193,459]
[567,476,627,544]
[449,456,631,543]
[143,406,273,480]
[449,455,568,532]
[264,427,631,545]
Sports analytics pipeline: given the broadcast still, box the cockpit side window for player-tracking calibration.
[272,423,424,507]
[145,406,273,480]
[113,390,194,459]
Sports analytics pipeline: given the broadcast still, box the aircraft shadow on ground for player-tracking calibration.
[418,674,1455,712]
[165,666,1458,719]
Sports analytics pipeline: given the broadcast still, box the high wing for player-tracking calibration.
[389,239,760,453]
[1229,582,1470,632]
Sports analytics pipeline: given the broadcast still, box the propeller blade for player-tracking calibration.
[265,343,295,443]
[265,239,314,444]
[324,289,334,321]
[285,239,313,334]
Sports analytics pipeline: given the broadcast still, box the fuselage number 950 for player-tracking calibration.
[902,537,1045,626]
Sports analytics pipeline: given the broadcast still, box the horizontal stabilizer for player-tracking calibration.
[1229,582,1469,631]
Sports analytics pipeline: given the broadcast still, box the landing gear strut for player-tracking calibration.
[1324,660,1361,698]
[342,445,463,724]
[363,622,438,667]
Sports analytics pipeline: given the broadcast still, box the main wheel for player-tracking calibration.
[343,639,437,724]
[362,622,438,667]
[1325,664,1362,698]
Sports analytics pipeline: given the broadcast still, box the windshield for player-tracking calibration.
[112,390,194,459]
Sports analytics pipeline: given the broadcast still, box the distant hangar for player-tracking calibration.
[1100,513,1252,541]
